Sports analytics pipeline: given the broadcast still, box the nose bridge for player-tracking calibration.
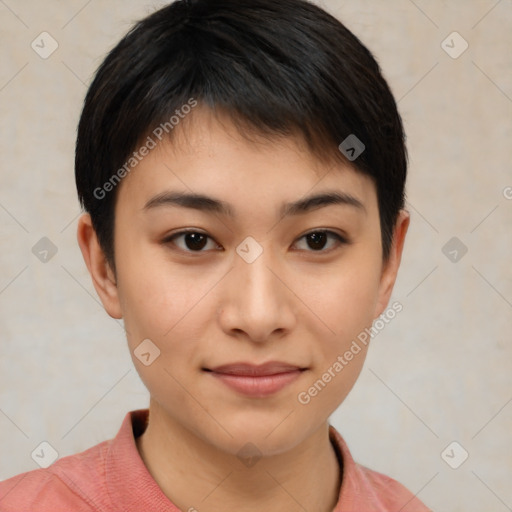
[219,238,295,341]
[238,246,278,304]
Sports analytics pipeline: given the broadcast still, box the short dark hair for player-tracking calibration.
[75,0,407,273]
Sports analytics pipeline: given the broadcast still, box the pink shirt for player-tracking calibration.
[0,409,430,511]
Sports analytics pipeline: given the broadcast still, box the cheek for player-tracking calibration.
[338,267,380,331]
[117,243,196,334]
[303,252,381,408]
[297,263,378,414]
[118,266,204,401]
[117,248,216,371]
[306,254,382,351]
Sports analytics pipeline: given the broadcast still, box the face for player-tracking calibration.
[80,107,408,457]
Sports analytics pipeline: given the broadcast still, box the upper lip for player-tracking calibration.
[206,361,307,376]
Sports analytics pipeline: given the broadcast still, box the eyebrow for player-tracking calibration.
[142,190,366,217]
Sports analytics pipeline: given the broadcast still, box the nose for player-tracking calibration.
[217,245,297,343]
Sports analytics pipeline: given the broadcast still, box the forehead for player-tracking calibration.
[115,107,377,213]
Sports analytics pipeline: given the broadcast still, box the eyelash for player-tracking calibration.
[162,229,349,254]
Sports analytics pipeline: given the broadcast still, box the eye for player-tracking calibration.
[163,230,221,252]
[163,229,348,254]
[293,230,348,252]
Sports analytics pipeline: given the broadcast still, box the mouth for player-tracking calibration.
[203,361,308,397]
[204,361,308,376]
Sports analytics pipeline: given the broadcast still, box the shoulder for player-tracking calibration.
[353,463,432,512]
[0,440,111,512]
[328,425,431,511]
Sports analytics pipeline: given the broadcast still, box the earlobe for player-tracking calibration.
[76,213,123,319]
[373,209,410,319]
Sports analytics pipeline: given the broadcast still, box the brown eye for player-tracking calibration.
[294,230,348,252]
[164,231,220,252]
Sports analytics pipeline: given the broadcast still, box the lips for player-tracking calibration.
[204,361,308,397]
[205,361,306,376]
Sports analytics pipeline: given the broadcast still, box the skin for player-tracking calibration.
[77,106,409,512]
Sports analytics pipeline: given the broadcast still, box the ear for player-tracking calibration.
[76,213,123,319]
[373,209,410,318]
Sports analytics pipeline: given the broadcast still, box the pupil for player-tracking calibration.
[186,233,207,250]
[308,232,327,250]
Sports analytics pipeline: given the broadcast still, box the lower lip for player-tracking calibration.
[208,370,304,397]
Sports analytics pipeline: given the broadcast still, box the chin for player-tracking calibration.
[206,413,310,458]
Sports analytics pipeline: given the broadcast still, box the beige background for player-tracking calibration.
[1,1,511,510]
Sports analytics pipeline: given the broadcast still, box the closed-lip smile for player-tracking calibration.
[204,361,308,397]
[205,361,307,376]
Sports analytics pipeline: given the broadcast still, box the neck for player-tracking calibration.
[136,401,342,512]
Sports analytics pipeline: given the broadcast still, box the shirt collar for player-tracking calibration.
[105,409,181,510]
[106,409,368,510]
